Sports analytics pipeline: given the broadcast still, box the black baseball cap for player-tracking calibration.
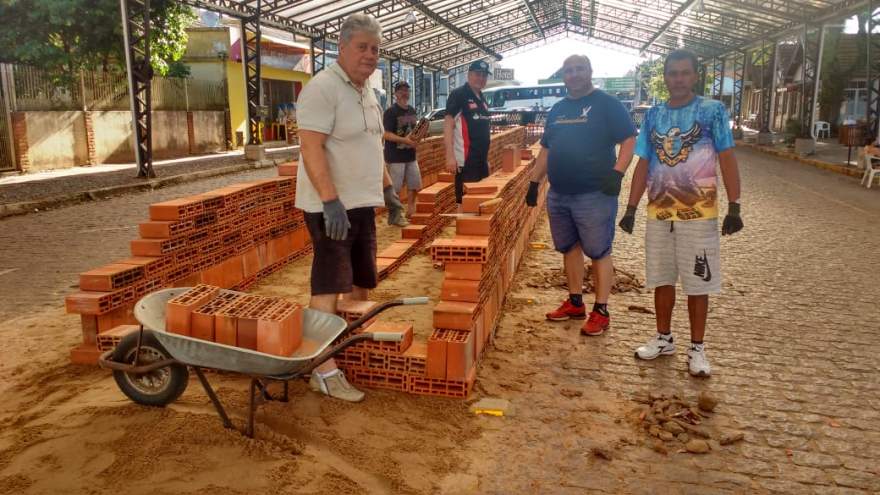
[393,81,410,91]
[468,60,492,75]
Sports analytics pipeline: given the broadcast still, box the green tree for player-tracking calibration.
[0,0,196,84]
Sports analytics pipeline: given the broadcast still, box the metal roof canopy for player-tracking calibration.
[190,0,874,70]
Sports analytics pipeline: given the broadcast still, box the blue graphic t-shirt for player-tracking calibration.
[540,90,636,194]
[634,96,734,221]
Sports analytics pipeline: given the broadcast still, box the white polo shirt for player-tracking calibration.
[295,63,385,213]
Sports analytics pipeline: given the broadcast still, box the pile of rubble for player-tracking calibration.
[633,391,744,455]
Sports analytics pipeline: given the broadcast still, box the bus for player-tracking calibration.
[483,83,567,111]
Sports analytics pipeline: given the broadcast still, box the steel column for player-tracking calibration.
[867,1,880,141]
[732,51,746,130]
[119,0,154,178]
[757,41,776,133]
[768,41,780,132]
[310,32,327,75]
[698,62,708,96]
[800,24,823,139]
[414,65,423,114]
[433,70,441,109]
[391,59,402,92]
[241,0,262,145]
[711,56,725,100]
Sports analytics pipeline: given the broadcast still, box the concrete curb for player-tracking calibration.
[0,158,284,220]
[738,142,862,178]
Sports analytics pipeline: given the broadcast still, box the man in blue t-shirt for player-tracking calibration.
[618,49,743,378]
[524,54,637,336]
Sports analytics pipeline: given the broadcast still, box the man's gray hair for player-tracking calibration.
[563,54,592,70]
[340,13,382,44]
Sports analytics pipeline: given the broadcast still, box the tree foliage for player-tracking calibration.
[0,0,196,83]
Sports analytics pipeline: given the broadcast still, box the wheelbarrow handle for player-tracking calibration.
[343,297,428,334]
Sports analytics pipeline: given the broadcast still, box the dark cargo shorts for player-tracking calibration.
[304,207,378,295]
[454,164,490,204]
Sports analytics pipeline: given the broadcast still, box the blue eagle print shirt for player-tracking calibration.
[634,96,734,221]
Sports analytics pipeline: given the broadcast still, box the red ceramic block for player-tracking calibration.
[148,197,205,221]
[291,227,309,251]
[463,184,499,195]
[403,341,428,375]
[79,263,146,292]
[277,163,298,176]
[241,247,261,278]
[426,329,448,379]
[214,310,238,346]
[444,263,483,281]
[365,321,413,353]
[502,145,521,173]
[65,291,112,315]
[455,216,492,236]
[401,224,426,240]
[70,343,102,365]
[446,329,474,381]
[461,194,497,214]
[81,315,99,345]
[191,292,239,341]
[441,279,481,303]
[130,237,186,257]
[165,284,221,335]
[377,240,416,259]
[438,172,454,182]
[433,300,478,331]
[257,301,303,356]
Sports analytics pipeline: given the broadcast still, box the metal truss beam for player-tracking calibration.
[800,23,824,138]
[707,0,810,23]
[392,12,536,59]
[180,0,318,36]
[414,65,423,112]
[641,0,700,53]
[523,0,546,38]
[242,1,262,145]
[120,0,154,178]
[402,0,503,60]
[384,5,528,54]
[391,59,402,91]
[868,1,880,139]
[371,0,518,40]
[711,56,725,99]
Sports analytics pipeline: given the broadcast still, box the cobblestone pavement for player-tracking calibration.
[468,146,880,493]
[0,167,277,322]
[0,147,878,493]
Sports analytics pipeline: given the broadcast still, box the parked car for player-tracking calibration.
[426,108,447,136]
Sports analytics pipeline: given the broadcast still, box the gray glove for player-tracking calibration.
[383,185,407,226]
[322,198,350,241]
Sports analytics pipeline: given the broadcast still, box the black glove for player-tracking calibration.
[618,205,637,234]
[721,202,743,236]
[322,198,350,241]
[525,181,539,207]
[601,169,624,196]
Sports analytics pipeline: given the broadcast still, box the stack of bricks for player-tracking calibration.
[381,127,527,281]
[425,143,548,397]
[165,284,304,357]
[335,141,547,399]
[66,177,313,364]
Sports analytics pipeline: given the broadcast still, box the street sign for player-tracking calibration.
[494,68,514,81]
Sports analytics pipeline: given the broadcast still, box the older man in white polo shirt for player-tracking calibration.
[295,13,404,402]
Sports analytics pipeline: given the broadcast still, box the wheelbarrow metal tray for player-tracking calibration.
[134,288,348,376]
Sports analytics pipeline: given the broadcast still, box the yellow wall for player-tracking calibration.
[226,61,311,147]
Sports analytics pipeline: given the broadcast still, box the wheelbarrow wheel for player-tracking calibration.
[112,330,189,407]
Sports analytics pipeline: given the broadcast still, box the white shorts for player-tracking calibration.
[388,161,422,192]
[646,218,722,295]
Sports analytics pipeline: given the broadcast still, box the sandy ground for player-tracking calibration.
[1,213,746,495]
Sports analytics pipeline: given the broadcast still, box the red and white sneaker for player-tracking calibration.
[545,300,586,321]
[581,311,610,336]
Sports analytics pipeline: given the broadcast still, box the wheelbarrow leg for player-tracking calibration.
[194,367,233,430]
[246,378,257,438]
[282,381,289,403]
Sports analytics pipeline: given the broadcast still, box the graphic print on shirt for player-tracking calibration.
[556,105,592,125]
[394,112,417,149]
[447,84,491,171]
[635,97,734,222]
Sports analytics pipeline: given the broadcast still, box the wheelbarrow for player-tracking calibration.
[98,288,428,437]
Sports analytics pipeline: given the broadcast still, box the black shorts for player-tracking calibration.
[454,164,490,204]
[303,207,378,295]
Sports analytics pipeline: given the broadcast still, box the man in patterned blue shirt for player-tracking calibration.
[619,49,743,377]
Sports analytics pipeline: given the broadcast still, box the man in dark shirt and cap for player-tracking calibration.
[444,60,493,210]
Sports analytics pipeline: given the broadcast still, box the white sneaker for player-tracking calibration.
[309,369,365,402]
[634,333,676,360]
[687,344,711,377]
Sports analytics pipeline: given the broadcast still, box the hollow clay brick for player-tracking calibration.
[433,301,478,330]
[165,285,221,335]
[426,329,448,379]
[444,263,484,281]
[445,329,474,381]
[441,279,481,303]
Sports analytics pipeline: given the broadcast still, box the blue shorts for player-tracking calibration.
[547,189,618,259]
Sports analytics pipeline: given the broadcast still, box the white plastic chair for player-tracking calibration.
[861,146,880,188]
[814,121,831,139]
